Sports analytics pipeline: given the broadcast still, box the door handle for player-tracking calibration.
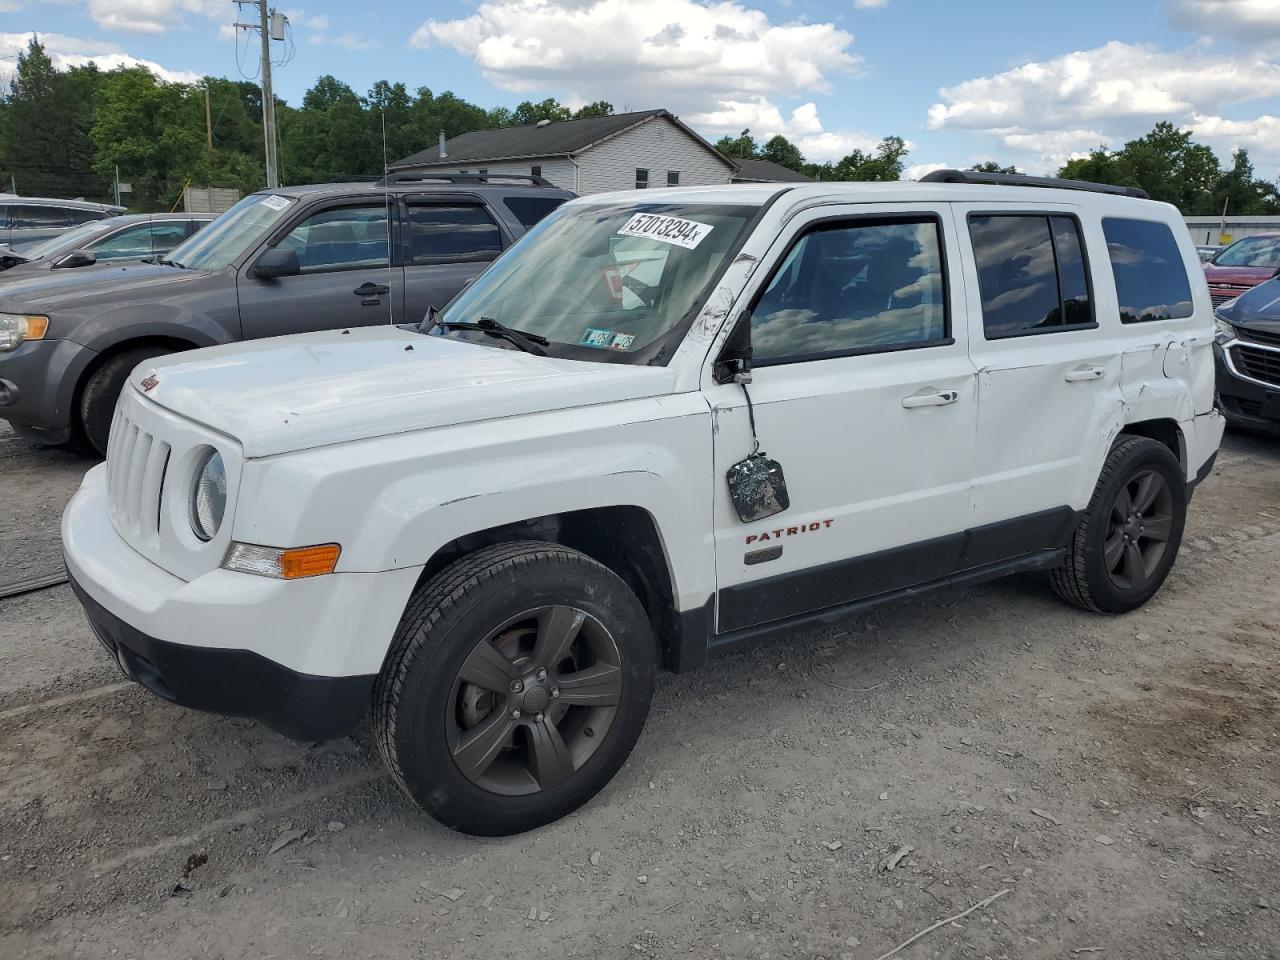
[354,282,389,297]
[901,389,960,409]
[1064,365,1105,383]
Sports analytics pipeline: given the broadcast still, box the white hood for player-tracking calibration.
[130,326,678,457]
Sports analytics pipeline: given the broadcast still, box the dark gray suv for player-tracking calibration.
[0,176,572,454]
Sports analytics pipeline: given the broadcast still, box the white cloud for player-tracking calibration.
[413,0,874,162]
[85,0,225,35]
[906,161,948,180]
[929,40,1280,171]
[854,0,889,7]
[0,0,25,12]
[1168,0,1280,50]
[0,31,202,84]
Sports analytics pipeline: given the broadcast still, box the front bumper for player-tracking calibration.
[0,337,95,443]
[63,465,422,741]
[1215,343,1280,432]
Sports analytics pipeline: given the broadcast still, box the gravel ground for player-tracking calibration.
[1,419,1278,960]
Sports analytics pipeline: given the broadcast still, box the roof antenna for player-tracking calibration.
[382,109,395,326]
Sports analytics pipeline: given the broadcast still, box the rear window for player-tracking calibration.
[406,204,503,262]
[1102,218,1193,323]
[502,195,567,229]
[968,214,1093,338]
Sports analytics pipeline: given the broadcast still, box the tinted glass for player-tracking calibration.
[90,222,192,260]
[1212,235,1280,268]
[277,204,390,272]
[502,196,567,229]
[970,216,1060,337]
[21,220,108,259]
[11,205,73,228]
[407,204,501,262]
[67,209,109,225]
[1052,216,1091,325]
[751,219,947,362]
[1102,218,1194,323]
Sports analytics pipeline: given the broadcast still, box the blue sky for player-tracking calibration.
[4,0,1280,176]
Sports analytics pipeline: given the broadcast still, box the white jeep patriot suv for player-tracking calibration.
[63,171,1223,835]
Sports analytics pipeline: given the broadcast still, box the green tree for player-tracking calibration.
[510,98,572,126]
[808,136,909,182]
[572,101,614,119]
[969,160,1019,174]
[760,134,805,172]
[714,129,758,159]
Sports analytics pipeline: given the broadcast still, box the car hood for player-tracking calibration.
[0,261,210,311]
[130,326,679,458]
[1217,277,1280,334]
[1203,263,1275,285]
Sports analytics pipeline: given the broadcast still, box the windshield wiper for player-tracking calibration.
[432,315,549,356]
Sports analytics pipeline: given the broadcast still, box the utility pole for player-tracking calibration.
[204,83,214,151]
[233,1,284,188]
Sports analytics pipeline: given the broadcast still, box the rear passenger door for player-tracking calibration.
[237,199,404,338]
[957,205,1121,548]
[400,199,508,325]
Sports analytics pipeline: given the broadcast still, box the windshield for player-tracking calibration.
[438,201,759,363]
[1213,235,1280,268]
[163,193,297,270]
[20,220,113,260]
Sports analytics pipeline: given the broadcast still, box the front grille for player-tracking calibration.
[1239,326,1280,348]
[1210,284,1252,307]
[1231,345,1280,387]
[1211,291,1237,307]
[106,405,171,544]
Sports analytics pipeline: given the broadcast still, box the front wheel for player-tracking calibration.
[1051,435,1187,614]
[373,542,656,835]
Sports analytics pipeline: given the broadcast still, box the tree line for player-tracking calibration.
[2,36,1277,217]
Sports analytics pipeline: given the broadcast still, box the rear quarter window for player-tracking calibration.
[1102,218,1194,324]
[502,195,567,230]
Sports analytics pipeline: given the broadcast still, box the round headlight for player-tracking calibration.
[190,448,227,542]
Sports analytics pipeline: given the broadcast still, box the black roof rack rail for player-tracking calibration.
[379,171,555,188]
[920,168,1149,200]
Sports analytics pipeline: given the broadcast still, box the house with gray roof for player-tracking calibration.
[390,109,744,195]
[731,158,812,184]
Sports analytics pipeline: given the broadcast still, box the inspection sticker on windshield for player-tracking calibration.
[580,328,635,351]
[259,194,291,211]
[617,213,713,250]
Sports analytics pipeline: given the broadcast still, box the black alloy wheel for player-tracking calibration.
[1102,468,1175,591]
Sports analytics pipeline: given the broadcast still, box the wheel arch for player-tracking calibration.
[407,505,687,673]
[1118,417,1187,477]
[70,335,201,427]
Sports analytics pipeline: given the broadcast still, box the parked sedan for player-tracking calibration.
[0,213,216,279]
[0,177,572,454]
[1203,233,1280,307]
[1214,276,1280,433]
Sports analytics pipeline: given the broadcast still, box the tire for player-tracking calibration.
[1050,435,1187,614]
[77,346,176,457]
[373,541,656,836]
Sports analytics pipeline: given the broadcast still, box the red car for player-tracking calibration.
[1203,233,1280,307]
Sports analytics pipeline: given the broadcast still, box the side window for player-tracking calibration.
[276,204,390,273]
[502,195,566,229]
[635,168,649,189]
[968,214,1094,338]
[89,222,192,260]
[68,209,108,225]
[751,217,949,365]
[11,205,72,229]
[531,165,542,178]
[406,204,502,263]
[1102,217,1194,323]
[667,171,680,186]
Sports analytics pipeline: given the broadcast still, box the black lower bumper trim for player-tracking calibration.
[68,570,373,741]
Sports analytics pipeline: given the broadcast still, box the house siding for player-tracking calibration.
[412,157,579,192]
[576,116,734,195]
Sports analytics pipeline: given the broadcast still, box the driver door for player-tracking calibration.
[236,200,405,339]
[706,203,979,634]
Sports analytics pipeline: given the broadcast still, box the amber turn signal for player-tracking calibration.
[279,544,342,579]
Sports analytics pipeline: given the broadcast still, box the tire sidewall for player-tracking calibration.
[388,555,655,835]
[80,347,173,456]
[1081,441,1187,613]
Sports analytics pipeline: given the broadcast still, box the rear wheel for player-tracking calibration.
[77,346,176,456]
[1051,435,1186,614]
[373,541,656,835]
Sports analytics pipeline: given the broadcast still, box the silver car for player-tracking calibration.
[0,196,127,250]
[0,213,216,279]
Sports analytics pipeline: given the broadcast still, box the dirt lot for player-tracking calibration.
[1,420,1278,960]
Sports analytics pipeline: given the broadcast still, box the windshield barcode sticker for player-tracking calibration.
[260,195,291,210]
[617,213,713,250]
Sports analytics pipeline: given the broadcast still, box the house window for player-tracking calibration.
[478,169,488,175]
[667,170,679,186]
[636,168,649,189]
[531,165,542,177]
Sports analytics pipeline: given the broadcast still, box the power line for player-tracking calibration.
[232,0,287,189]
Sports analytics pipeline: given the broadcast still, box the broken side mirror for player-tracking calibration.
[714,310,753,385]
